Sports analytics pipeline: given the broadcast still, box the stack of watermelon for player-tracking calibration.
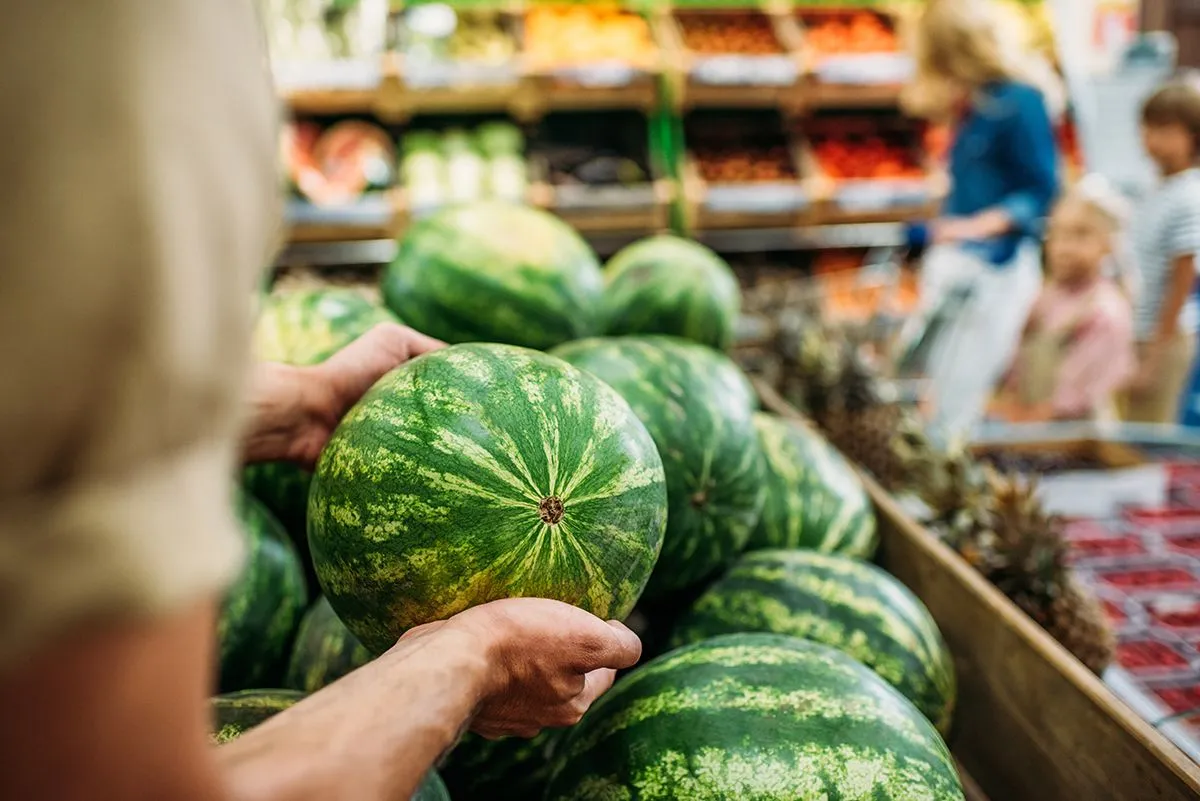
[209,203,961,800]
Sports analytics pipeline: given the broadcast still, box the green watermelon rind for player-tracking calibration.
[309,342,667,655]
[671,549,957,735]
[748,412,878,559]
[601,235,741,351]
[284,596,374,693]
[382,202,604,350]
[552,335,765,601]
[442,730,562,801]
[546,633,964,801]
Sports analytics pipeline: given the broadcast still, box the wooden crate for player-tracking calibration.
[756,381,1200,801]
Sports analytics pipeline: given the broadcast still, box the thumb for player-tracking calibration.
[569,619,641,672]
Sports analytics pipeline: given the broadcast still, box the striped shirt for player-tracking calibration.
[1132,168,1200,340]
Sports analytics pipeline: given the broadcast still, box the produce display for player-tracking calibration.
[535,112,653,195]
[441,731,561,801]
[401,122,528,210]
[262,0,388,63]
[287,120,397,207]
[218,495,309,693]
[801,11,899,57]
[284,596,373,693]
[245,287,400,559]
[446,11,517,63]
[749,413,877,558]
[210,689,304,744]
[689,113,798,185]
[808,117,926,181]
[678,11,784,55]
[308,342,667,654]
[545,633,965,800]
[553,336,765,600]
[382,202,604,350]
[600,235,741,350]
[672,549,956,734]
[403,7,517,66]
[524,5,657,70]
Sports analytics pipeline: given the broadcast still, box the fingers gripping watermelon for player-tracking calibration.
[308,343,668,654]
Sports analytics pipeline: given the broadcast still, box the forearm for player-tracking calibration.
[218,628,490,801]
[1154,256,1196,342]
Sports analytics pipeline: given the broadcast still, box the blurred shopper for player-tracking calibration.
[1127,81,1200,423]
[0,4,637,801]
[991,178,1135,423]
[899,0,1061,440]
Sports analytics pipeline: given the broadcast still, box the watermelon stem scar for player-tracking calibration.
[689,490,708,508]
[539,496,565,525]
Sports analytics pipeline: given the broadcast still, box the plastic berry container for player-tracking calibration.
[1115,634,1198,681]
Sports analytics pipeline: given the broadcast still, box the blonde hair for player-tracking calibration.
[901,0,1064,121]
[1056,174,1141,300]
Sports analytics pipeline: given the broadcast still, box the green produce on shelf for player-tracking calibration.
[600,234,740,350]
[383,202,601,348]
[284,596,374,693]
[218,495,309,693]
[545,633,965,801]
[401,124,528,209]
[672,549,956,734]
[442,730,562,801]
[552,336,765,601]
[307,342,667,655]
[747,412,877,558]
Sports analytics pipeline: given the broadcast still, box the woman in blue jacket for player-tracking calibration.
[901,0,1062,439]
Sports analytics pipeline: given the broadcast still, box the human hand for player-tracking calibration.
[931,210,1011,244]
[1128,343,1163,397]
[400,599,642,739]
[243,323,444,468]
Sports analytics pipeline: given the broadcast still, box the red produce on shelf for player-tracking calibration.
[1116,639,1191,671]
[1098,566,1200,592]
[1154,685,1200,727]
[802,11,897,56]
[1102,599,1128,624]
[812,135,923,181]
[1166,534,1200,557]
[1146,597,1200,631]
[1066,535,1147,562]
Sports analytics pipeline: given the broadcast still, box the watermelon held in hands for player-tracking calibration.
[211,690,449,800]
[671,549,957,734]
[749,413,877,559]
[382,202,604,350]
[284,596,374,693]
[545,633,964,801]
[601,235,741,351]
[552,336,765,601]
[243,288,402,578]
[218,495,309,693]
[308,343,667,655]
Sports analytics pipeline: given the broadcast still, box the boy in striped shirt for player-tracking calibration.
[1129,82,1200,423]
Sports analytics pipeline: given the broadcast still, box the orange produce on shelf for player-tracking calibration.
[679,12,783,56]
[812,135,923,181]
[803,12,897,56]
[525,5,656,69]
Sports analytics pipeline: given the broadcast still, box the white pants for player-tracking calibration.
[920,242,1043,441]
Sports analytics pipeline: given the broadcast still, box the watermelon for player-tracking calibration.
[284,596,374,693]
[308,343,667,654]
[244,288,401,575]
[552,336,765,601]
[442,731,561,801]
[601,235,741,351]
[748,413,877,558]
[219,494,309,692]
[545,633,964,801]
[382,202,603,350]
[671,549,956,734]
[211,689,448,800]
[211,689,304,744]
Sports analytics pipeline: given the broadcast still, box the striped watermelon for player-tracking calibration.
[284,596,373,693]
[442,731,561,801]
[244,288,401,575]
[211,690,449,800]
[308,343,667,654]
[749,413,877,558]
[601,235,741,351]
[546,633,964,801]
[671,549,956,734]
[552,336,765,601]
[382,202,603,350]
[219,495,309,692]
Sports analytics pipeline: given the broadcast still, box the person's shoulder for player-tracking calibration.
[991,81,1044,102]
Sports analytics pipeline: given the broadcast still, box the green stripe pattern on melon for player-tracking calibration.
[382,202,603,349]
[443,730,562,801]
[749,413,877,558]
[546,633,963,801]
[601,235,741,351]
[552,336,764,600]
[672,549,956,734]
[244,288,401,568]
[309,343,667,654]
[285,596,374,693]
[219,494,309,692]
[211,690,449,800]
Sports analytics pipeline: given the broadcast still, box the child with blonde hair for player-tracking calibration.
[900,0,1063,438]
[993,177,1136,422]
